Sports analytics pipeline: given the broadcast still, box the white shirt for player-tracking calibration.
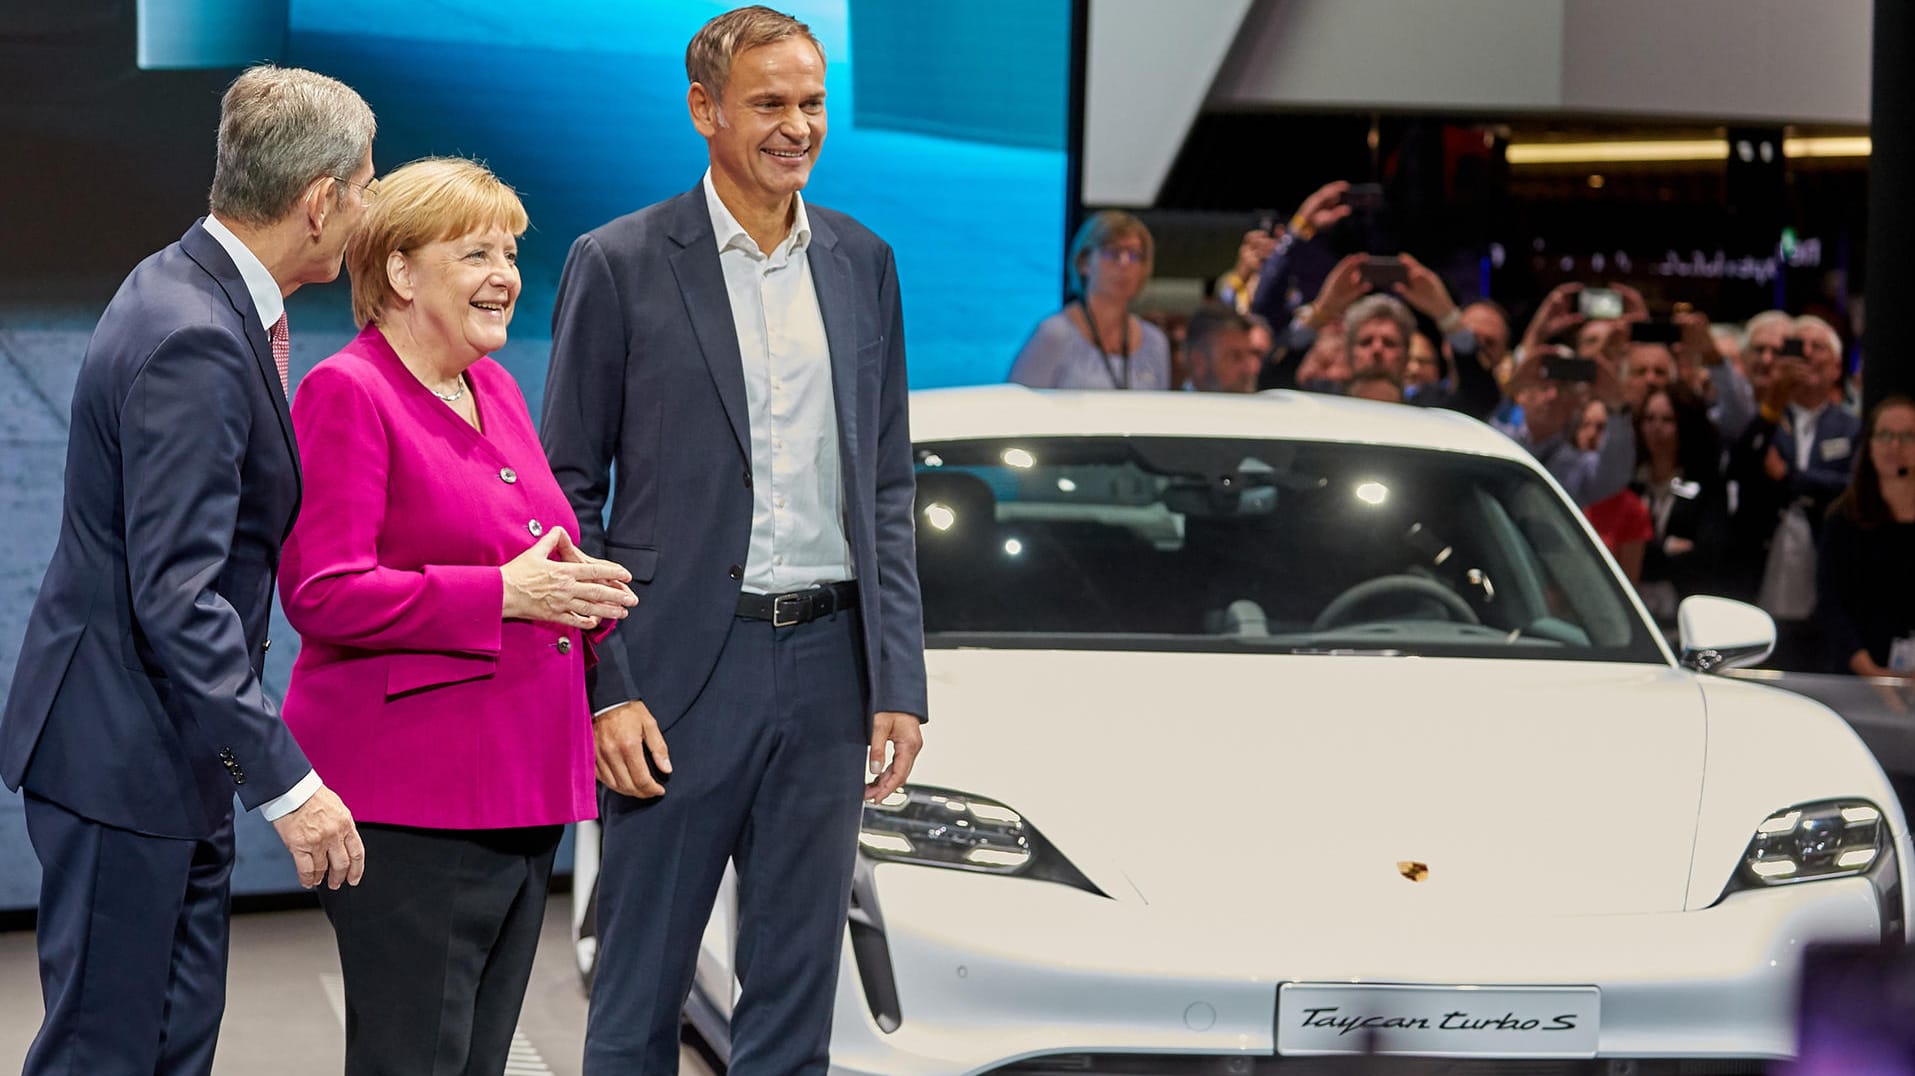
[1788,401,1828,473]
[701,171,854,594]
[200,215,320,822]
[202,214,284,335]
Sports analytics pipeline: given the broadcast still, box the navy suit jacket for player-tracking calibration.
[0,221,312,839]
[541,186,928,730]
[1773,404,1863,526]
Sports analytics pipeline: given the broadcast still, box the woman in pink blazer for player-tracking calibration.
[278,157,634,1076]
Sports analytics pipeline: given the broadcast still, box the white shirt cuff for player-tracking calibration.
[593,700,637,719]
[259,770,323,822]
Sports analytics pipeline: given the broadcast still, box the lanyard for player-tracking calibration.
[1079,300,1133,389]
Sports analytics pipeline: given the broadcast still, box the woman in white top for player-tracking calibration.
[1009,210,1171,390]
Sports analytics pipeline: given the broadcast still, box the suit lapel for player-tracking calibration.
[179,221,303,510]
[806,214,861,473]
[665,191,751,462]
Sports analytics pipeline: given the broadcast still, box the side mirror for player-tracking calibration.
[1676,595,1776,672]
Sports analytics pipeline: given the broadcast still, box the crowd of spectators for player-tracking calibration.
[1006,182,1904,679]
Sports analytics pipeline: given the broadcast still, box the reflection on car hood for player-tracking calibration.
[911,649,1706,918]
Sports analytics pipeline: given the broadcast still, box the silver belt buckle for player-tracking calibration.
[773,592,805,628]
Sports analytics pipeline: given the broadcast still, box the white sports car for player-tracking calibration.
[585,386,1912,1075]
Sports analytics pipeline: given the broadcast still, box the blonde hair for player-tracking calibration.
[345,157,528,327]
[686,5,825,102]
[1066,210,1155,298]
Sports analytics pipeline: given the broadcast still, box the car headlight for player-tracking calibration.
[860,785,1105,896]
[1736,800,1887,886]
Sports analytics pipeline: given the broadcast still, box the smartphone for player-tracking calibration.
[1255,210,1279,236]
[1578,287,1624,320]
[1539,351,1598,383]
[1780,337,1807,359]
[1629,320,1682,345]
[1342,182,1384,211]
[1358,254,1407,289]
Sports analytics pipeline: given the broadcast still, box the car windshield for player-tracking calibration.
[913,436,1664,662]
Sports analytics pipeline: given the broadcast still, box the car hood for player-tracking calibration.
[911,649,1707,918]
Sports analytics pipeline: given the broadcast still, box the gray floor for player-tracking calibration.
[0,901,715,1075]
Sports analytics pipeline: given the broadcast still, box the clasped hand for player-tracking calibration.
[501,527,637,628]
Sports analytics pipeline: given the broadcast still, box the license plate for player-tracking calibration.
[1277,983,1600,1057]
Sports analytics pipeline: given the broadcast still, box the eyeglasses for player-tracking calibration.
[1872,431,1915,447]
[333,175,379,204]
[1097,246,1147,265]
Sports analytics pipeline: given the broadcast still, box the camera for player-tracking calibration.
[1358,254,1407,289]
[1629,320,1682,345]
[1342,183,1384,211]
[1577,287,1624,321]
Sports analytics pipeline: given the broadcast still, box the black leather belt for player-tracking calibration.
[736,581,858,627]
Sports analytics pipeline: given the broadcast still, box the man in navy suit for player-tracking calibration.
[542,7,928,1072]
[1760,315,1861,665]
[0,65,374,1074]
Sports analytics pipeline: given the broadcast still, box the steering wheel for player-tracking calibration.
[1311,574,1480,631]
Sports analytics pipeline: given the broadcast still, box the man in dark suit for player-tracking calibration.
[541,7,928,1073]
[0,65,374,1074]
[1757,316,1861,666]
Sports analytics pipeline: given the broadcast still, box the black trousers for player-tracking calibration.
[318,822,562,1076]
[584,610,869,1076]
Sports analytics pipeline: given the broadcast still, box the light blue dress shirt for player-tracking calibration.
[701,172,855,594]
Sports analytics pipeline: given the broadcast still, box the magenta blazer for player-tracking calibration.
[278,325,600,829]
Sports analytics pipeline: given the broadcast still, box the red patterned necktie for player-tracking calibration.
[270,312,290,396]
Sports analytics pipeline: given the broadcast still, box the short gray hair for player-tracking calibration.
[1343,293,1415,348]
[1794,313,1842,355]
[209,65,376,227]
[1742,309,1794,349]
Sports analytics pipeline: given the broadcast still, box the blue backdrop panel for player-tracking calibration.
[0,0,1071,911]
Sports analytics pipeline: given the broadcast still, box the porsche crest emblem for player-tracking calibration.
[1396,860,1430,883]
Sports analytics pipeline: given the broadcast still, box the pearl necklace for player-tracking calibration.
[430,374,466,403]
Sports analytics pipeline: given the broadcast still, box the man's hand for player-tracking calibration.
[1293,180,1353,235]
[1764,443,1790,482]
[1615,283,1651,323]
[1520,283,1584,355]
[1310,253,1372,328]
[1392,253,1457,323]
[1675,310,1722,368]
[865,712,924,803]
[271,786,364,890]
[595,699,671,799]
[1591,346,1627,410]
[1232,229,1277,280]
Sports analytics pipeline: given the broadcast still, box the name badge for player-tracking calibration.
[1820,436,1852,461]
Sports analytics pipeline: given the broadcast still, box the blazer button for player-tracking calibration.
[528,519,543,536]
[728,564,743,580]
[743,471,753,489]
[261,638,272,652]
[557,637,573,655]
[500,467,518,484]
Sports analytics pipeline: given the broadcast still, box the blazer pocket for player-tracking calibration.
[857,336,886,364]
[604,542,659,583]
[387,651,497,699]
